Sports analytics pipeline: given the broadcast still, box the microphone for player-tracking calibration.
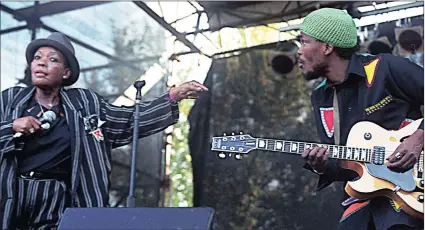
[13,111,57,138]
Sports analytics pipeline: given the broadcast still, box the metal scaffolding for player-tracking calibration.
[2,1,423,67]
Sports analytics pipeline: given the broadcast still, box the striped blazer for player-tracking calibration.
[0,85,179,229]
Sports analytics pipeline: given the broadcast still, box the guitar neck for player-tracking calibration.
[254,138,373,163]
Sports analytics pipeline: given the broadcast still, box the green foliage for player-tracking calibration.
[167,65,196,207]
[169,100,195,207]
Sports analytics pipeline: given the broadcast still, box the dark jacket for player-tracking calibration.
[0,86,179,229]
[306,53,424,229]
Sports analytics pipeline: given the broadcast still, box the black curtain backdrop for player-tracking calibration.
[188,49,345,230]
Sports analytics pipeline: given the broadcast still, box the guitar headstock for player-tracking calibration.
[211,132,256,160]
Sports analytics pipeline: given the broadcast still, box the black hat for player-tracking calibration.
[26,32,80,86]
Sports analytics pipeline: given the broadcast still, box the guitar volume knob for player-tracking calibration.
[364,133,372,140]
[418,195,424,203]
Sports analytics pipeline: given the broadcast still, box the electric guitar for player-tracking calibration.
[211,119,424,219]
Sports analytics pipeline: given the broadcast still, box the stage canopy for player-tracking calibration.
[2,1,423,65]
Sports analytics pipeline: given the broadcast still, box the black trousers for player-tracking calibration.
[11,177,70,230]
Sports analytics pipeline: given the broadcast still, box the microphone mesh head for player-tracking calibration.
[43,111,57,122]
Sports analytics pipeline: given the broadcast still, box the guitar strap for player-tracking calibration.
[333,89,340,145]
[334,88,358,207]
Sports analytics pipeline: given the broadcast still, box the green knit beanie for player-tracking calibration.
[300,8,358,48]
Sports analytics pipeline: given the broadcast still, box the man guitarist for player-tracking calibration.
[298,8,424,230]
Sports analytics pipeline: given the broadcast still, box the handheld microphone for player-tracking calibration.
[13,111,57,138]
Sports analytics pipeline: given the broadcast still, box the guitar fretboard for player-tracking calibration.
[254,138,372,163]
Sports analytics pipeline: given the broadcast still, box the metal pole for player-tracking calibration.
[31,1,39,40]
[126,80,146,207]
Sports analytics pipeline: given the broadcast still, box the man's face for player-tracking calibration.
[297,33,327,80]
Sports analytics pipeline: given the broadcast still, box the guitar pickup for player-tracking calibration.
[372,146,385,165]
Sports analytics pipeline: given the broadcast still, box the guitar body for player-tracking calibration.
[341,119,424,219]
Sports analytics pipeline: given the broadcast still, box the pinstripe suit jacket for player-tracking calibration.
[0,85,179,229]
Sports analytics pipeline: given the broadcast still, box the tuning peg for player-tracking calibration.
[235,154,243,160]
[231,132,235,135]
[218,153,226,159]
[239,132,243,134]
[223,133,226,136]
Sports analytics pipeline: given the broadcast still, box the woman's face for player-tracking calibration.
[31,46,71,89]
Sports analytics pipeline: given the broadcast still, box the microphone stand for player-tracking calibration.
[126,80,146,208]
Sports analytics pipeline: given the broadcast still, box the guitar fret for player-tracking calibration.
[343,147,347,160]
[331,146,338,158]
[305,143,312,149]
[358,148,362,161]
[275,141,284,151]
[369,149,372,162]
[267,140,275,151]
[284,142,291,153]
[354,148,358,160]
[367,149,371,162]
[364,149,368,161]
[346,148,352,160]
[258,139,266,149]
[366,149,369,162]
[334,147,371,162]
[369,149,373,162]
[360,149,366,161]
[240,137,372,163]
[298,143,305,154]
[290,142,298,153]
[353,148,358,161]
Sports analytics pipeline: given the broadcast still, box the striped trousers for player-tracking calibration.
[11,177,69,230]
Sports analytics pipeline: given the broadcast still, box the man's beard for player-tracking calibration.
[303,63,327,81]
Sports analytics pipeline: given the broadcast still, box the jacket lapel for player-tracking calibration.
[60,88,83,201]
[8,86,36,120]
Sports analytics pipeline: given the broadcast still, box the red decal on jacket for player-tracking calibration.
[320,107,334,138]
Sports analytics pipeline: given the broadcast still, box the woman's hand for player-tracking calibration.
[169,80,209,102]
[12,116,42,135]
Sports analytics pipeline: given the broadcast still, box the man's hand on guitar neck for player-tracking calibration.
[301,147,329,174]
[387,129,424,171]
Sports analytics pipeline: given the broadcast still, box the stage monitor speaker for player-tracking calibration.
[58,207,215,230]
